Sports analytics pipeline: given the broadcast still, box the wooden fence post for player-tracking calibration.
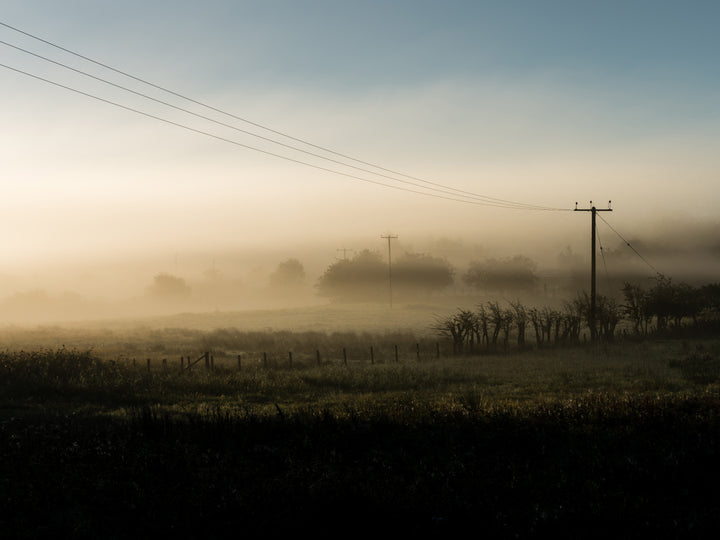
[162,358,167,370]
[237,354,242,371]
[181,356,185,370]
[394,345,399,363]
[316,349,321,366]
[204,352,210,370]
[289,351,293,368]
[146,358,151,373]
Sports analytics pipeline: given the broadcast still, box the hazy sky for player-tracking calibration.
[2,1,719,276]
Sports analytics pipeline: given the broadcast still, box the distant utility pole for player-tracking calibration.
[381,233,398,308]
[336,247,353,261]
[574,201,612,341]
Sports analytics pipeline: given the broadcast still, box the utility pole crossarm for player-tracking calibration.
[574,200,612,213]
[574,201,612,342]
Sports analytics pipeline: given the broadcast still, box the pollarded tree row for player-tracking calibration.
[434,294,621,354]
[435,276,720,354]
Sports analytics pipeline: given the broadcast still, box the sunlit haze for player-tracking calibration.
[1,1,719,323]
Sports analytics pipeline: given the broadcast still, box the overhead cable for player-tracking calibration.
[1,61,560,209]
[0,38,559,209]
[0,20,568,211]
[597,213,663,276]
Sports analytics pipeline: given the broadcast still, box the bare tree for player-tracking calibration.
[529,307,544,348]
[596,295,620,341]
[476,304,490,349]
[486,301,505,351]
[561,299,583,343]
[510,301,528,348]
[501,308,514,352]
[540,307,557,346]
[433,309,478,355]
[621,282,650,335]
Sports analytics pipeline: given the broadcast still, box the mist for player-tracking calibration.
[0,214,716,328]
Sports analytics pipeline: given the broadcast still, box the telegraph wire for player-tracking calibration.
[0,20,567,212]
[0,61,559,209]
[597,213,663,276]
[0,20,560,210]
[595,222,611,289]
[0,38,558,209]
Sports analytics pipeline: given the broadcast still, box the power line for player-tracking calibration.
[0,20,568,212]
[596,213,663,276]
[595,223,611,290]
[0,38,551,208]
[2,60,564,209]
[0,60,560,210]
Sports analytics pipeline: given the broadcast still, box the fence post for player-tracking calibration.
[162,358,167,370]
[146,358,151,373]
[204,352,210,370]
[181,356,185,371]
[289,351,293,368]
[263,352,267,368]
[237,354,242,371]
[394,345,399,363]
[316,349,321,366]
[343,347,347,366]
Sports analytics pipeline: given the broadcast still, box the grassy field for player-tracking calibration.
[2,308,720,537]
[1,337,715,417]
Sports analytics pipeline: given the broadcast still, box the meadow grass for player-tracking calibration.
[1,336,716,418]
[2,334,720,537]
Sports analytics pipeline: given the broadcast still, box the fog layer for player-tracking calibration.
[1,217,717,326]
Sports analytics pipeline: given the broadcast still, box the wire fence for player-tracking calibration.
[127,342,449,373]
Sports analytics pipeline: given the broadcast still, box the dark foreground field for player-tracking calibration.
[3,397,720,538]
[2,335,720,538]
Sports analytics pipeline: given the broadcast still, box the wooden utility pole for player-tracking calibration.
[381,233,398,308]
[574,201,612,341]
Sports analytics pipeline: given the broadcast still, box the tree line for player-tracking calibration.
[621,276,720,335]
[434,275,720,354]
[314,250,540,301]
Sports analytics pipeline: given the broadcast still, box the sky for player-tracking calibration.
[1,1,719,302]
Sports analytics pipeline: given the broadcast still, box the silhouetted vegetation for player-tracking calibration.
[269,258,306,289]
[146,272,192,300]
[316,249,454,301]
[434,293,619,353]
[315,249,386,301]
[463,255,538,293]
[622,275,719,336]
[435,276,719,354]
[392,252,454,295]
